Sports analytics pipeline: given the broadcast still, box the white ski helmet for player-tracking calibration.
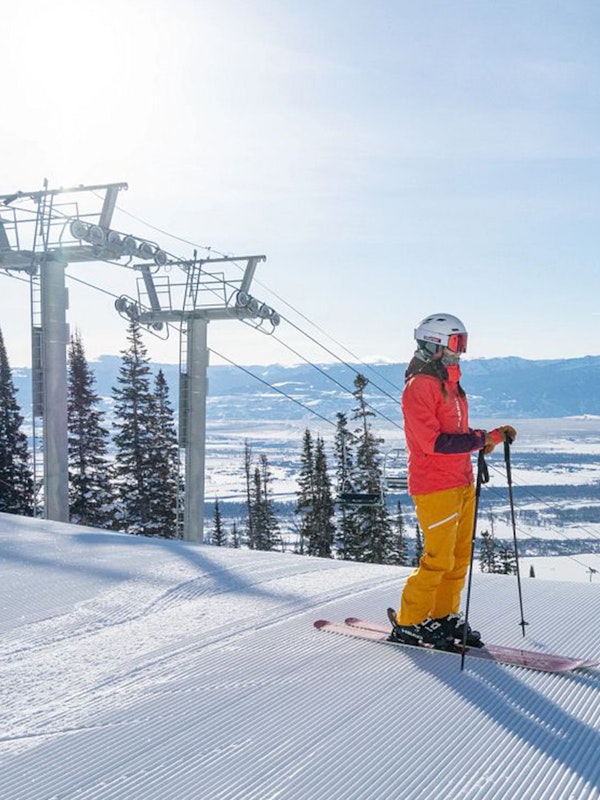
[414,313,468,355]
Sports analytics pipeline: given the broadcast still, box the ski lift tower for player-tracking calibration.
[113,252,279,543]
[0,181,128,521]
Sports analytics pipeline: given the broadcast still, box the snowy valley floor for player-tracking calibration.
[1,513,599,800]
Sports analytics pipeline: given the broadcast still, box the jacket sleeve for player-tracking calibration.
[402,377,486,455]
[434,431,487,454]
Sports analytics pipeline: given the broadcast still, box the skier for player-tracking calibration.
[389,313,517,650]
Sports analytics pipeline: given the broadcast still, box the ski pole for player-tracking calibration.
[461,448,489,671]
[504,432,528,636]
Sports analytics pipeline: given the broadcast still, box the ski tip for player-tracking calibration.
[314,619,330,630]
[581,659,600,669]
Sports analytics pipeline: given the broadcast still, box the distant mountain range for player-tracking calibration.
[12,353,600,422]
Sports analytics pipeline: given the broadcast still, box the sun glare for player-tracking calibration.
[5,1,171,183]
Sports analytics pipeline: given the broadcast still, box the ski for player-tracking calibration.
[313,618,598,673]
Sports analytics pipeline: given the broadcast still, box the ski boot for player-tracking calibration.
[386,608,455,651]
[434,614,484,648]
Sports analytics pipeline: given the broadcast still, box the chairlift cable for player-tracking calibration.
[244,282,404,395]
[63,273,393,434]
[90,196,407,397]
[486,461,600,543]
[485,461,600,575]
[209,347,337,428]
[278,314,403,404]
[267,332,404,432]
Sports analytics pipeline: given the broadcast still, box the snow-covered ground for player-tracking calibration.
[1,513,599,800]
[520,553,600,583]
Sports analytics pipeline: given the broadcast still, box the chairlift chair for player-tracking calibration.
[383,447,408,493]
[337,476,383,508]
[337,489,383,508]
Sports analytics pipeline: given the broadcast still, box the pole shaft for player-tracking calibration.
[461,449,488,670]
[183,318,209,542]
[40,257,69,522]
[504,437,528,636]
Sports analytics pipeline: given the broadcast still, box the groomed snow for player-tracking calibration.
[1,513,599,800]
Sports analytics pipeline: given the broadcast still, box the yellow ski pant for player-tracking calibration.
[398,484,476,625]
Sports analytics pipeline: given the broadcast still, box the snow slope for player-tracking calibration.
[1,513,599,800]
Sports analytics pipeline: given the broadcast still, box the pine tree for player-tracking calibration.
[295,429,315,548]
[292,518,306,555]
[295,430,336,559]
[111,322,157,536]
[497,542,517,575]
[145,369,180,538]
[311,435,336,558]
[308,436,335,558]
[0,327,33,515]
[388,500,410,566]
[67,332,114,527]
[260,454,282,551]
[529,565,536,578]
[334,412,354,497]
[250,465,264,549]
[230,520,241,549]
[479,529,498,573]
[249,455,281,551]
[412,523,424,566]
[345,374,393,563]
[333,412,358,559]
[243,440,255,546]
[212,498,227,546]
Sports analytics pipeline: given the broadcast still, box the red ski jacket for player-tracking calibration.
[402,370,486,496]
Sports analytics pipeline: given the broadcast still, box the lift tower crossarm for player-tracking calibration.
[0,182,128,205]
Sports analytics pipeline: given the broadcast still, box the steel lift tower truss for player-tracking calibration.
[0,180,277,540]
[0,180,183,523]
[113,252,279,542]
[0,181,129,520]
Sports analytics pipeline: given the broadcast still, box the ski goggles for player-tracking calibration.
[447,332,468,353]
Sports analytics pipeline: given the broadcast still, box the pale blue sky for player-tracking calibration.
[1,0,599,367]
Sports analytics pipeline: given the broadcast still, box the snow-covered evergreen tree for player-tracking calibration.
[145,369,180,538]
[0,327,33,515]
[333,412,358,559]
[111,322,157,536]
[345,374,393,563]
[67,332,114,527]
